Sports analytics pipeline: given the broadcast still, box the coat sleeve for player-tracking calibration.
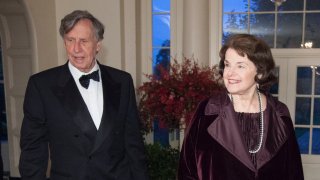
[19,77,49,180]
[177,99,208,180]
[125,76,149,180]
[278,102,304,180]
[282,116,304,180]
[287,128,304,180]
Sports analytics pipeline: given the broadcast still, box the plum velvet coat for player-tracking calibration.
[178,91,304,180]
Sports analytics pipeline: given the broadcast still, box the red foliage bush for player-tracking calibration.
[138,57,223,133]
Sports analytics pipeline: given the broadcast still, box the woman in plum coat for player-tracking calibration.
[178,34,304,180]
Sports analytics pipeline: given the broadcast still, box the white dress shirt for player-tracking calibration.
[68,61,104,129]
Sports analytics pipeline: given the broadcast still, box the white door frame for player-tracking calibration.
[0,0,33,177]
[274,55,320,180]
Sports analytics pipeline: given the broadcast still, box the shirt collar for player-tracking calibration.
[68,60,100,80]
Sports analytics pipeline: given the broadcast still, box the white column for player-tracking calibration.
[182,0,210,66]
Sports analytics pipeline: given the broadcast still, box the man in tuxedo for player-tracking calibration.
[19,10,149,180]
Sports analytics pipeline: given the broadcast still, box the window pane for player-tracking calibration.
[296,67,312,94]
[306,0,320,10]
[250,14,275,48]
[295,127,310,154]
[312,128,320,154]
[152,0,170,13]
[295,97,311,125]
[222,14,248,44]
[270,83,279,95]
[278,0,304,11]
[277,13,303,48]
[314,98,320,125]
[152,15,170,47]
[270,67,279,94]
[223,0,248,12]
[250,0,275,12]
[305,13,320,48]
[152,47,170,76]
[222,0,320,49]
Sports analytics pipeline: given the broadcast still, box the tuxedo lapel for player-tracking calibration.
[91,66,121,154]
[52,64,97,143]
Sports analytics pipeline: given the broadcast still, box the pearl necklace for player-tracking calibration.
[230,89,264,154]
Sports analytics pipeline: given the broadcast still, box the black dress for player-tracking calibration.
[237,110,264,168]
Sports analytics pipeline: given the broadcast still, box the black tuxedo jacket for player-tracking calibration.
[19,62,149,180]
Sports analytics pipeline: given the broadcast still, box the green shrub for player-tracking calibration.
[145,143,180,180]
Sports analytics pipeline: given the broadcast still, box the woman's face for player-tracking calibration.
[223,48,258,96]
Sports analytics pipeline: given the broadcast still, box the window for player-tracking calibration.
[151,0,175,147]
[294,65,320,155]
[222,0,320,48]
[152,0,171,75]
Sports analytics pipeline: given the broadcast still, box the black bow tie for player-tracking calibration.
[79,70,100,89]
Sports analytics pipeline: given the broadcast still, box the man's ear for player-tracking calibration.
[63,40,67,48]
[96,41,102,54]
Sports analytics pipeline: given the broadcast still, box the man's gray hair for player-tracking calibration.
[59,10,105,41]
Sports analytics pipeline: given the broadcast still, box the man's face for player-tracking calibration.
[64,19,101,73]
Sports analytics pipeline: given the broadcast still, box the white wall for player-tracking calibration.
[24,0,58,72]
[54,0,123,69]
[24,0,138,83]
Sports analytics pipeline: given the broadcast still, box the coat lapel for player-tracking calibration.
[205,92,291,171]
[52,63,97,143]
[256,95,290,169]
[206,93,256,171]
[90,66,121,154]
